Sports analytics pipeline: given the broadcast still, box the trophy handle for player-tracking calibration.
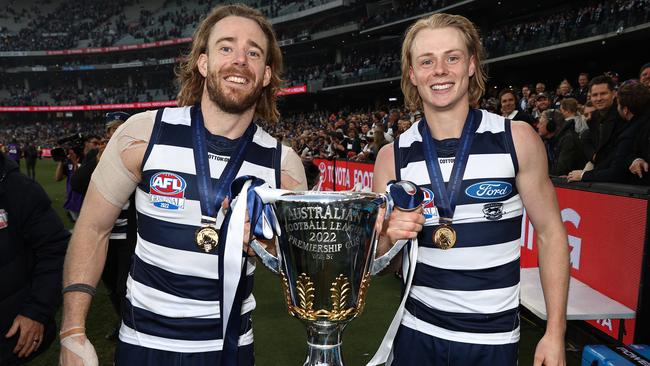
[249,238,280,274]
[370,180,423,275]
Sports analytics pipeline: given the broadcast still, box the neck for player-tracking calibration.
[423,102,470,140]
[200,94,256,139]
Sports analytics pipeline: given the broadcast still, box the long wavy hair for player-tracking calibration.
[175,4,283,122]
[401,13,487,110]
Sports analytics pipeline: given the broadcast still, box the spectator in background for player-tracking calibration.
[54,145,84,223]
[23,143,38,181]
[0,152,70,366]
[580,75,624,168]
[520,85,531,112]
[344,128,362,158]
[567,81,645,184]
[538,109,586,176]
[640,63,650,88]
[576,73,590,104]
[532,92,551,120]
[535,82,546,94]
[559,98,589,136]
[553,79,574,108]
[5,139,21,172]
[623,82,650,185]
[499,89,534,124]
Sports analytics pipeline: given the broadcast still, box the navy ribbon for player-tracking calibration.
[192,105,256,224]
[420,109,478,222]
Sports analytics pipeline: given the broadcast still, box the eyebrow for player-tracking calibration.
[214,37,266,54]
[415,49,464,58]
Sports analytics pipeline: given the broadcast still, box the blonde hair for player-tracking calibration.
[401,13,487,110]
[175,4,283,122]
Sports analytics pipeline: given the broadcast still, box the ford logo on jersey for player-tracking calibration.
[150,172,187,210]
[421,187,438,220]
[465,181,512,200]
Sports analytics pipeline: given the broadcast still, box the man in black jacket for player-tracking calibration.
[0,152,70,365]
[567,82,647,184]
[579,75,625,164]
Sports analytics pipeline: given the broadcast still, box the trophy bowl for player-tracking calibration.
[249,184,422,366]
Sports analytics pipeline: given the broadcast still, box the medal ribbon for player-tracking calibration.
[420,109,478,223]
[192,105,256,225]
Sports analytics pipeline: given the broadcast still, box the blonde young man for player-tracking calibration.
[59,4,306,366]
[371,13,569,366]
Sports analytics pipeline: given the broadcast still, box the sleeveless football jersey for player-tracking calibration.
[120,106,282,353]
[395,109,523,345]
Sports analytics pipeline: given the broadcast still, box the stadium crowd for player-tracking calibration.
[1,0,647,56]
[4,66,649,187]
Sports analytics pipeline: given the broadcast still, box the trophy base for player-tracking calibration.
[302,321,347,366]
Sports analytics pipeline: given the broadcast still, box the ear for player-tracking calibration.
[468,55,476,78]
[409,66,417,86]
[263,65,271,87]
[198,53,208,78]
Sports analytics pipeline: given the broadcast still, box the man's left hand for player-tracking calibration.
[533,332,566,366]
[5,315,44,358]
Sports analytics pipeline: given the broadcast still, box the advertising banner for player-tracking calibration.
[521,188,647,344]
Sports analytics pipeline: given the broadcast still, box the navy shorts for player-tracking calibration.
[115,340,254,366]
[391,325,518,366]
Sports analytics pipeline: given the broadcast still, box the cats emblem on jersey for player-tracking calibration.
[0,209,8,229]
[465,181,512,200]
[421,187,439,222]
[150,172,187,210]
[483,202,505,221]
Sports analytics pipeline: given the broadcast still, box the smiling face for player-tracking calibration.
[500,92,516,115]
[589,83,615,111]
[198,16,271,115]
[408,27,475,113]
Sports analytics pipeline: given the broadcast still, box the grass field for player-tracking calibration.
[23,159,582,365]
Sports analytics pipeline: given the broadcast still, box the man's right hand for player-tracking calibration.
[59,334,98,366]
[376,205,424,245]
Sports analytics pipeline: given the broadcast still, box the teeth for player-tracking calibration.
[431,83,453,90]
[226,76,247,84]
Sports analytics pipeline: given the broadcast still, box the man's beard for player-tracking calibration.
[206,67,264,115]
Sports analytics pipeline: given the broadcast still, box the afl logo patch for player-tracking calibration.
[421,187,438,220]
[465,181,512,200]
[149,172,187,210]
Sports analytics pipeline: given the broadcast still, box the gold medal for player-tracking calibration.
[196,226,219,253]
[432,224,456,250]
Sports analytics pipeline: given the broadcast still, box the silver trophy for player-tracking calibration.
[250,182,421,366]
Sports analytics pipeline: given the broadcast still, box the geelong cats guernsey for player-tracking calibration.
[395,109,523,345]
[120,106,281,352]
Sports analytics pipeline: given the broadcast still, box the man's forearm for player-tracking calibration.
[61,226,110,330]
[537,230,570,335]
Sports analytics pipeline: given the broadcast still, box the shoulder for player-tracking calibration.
[510,120,546,171]
[253,123,281,149]
[375,142,395,171]
[114,110,157,143]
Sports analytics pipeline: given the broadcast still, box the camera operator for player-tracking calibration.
[68,132,102,197]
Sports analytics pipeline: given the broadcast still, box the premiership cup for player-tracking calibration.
[249,182,422,366]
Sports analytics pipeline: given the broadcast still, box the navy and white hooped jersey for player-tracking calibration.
[395,109,523,345]
[109,200,130,240]
[119,106,282,353]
